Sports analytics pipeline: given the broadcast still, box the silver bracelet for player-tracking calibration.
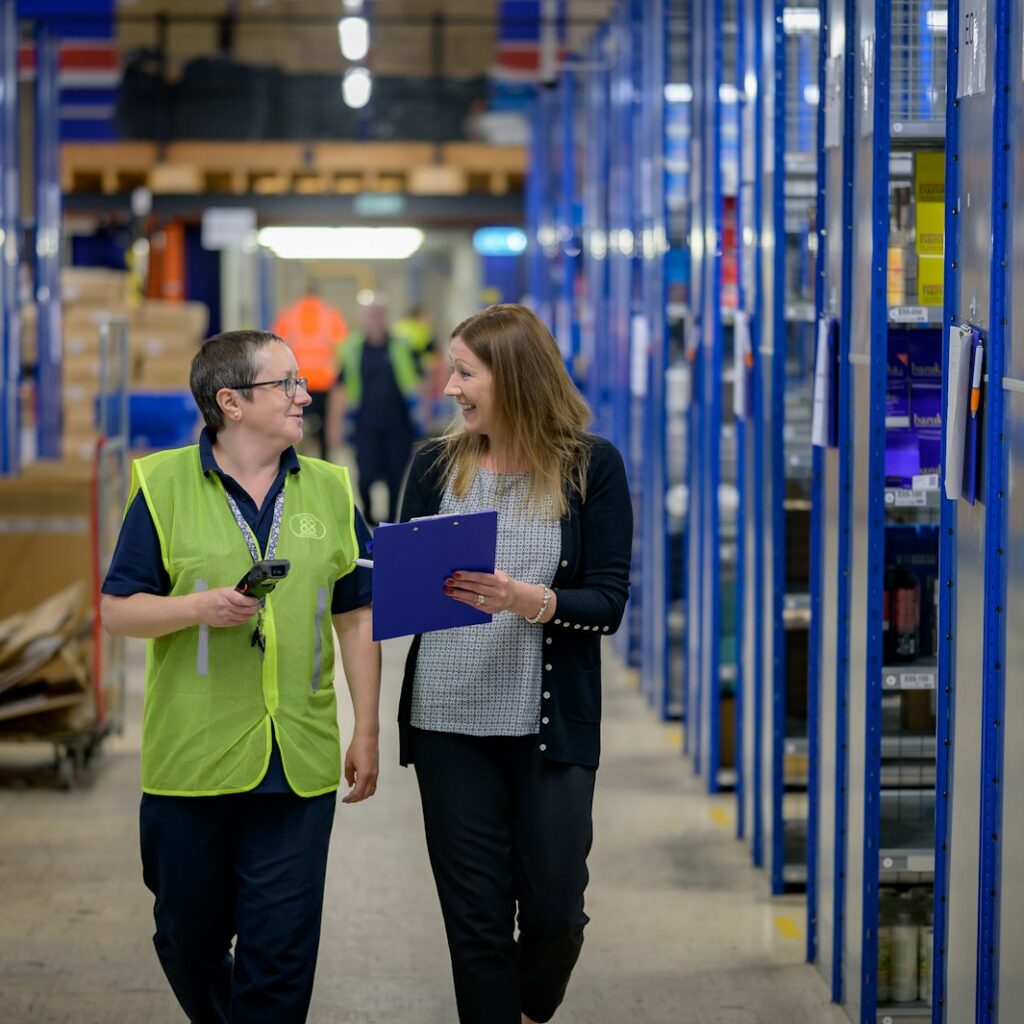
[525,585,551,625]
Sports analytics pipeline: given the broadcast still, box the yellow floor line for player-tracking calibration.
[710,807,732,828]
[665,726,683,749]
[774,915,803,940]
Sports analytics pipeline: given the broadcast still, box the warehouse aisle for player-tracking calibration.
[0,638,846,1024]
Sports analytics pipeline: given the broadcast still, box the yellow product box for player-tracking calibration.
[914,152,944,204]
[918,255,944,307]
[916,202,944,255]
[887,246,906,306]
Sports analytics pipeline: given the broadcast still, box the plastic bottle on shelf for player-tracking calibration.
[877,889,894,1003]
[913,888,934,1006]
[891,567,921,662]
[891,893,920,1003]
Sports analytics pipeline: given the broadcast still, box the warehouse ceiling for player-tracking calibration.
[116,1,615,79]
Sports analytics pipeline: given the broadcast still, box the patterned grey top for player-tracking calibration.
[410,468,561,736]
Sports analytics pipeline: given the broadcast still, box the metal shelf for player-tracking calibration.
[881,735,936,760]
[876,1003,932,1023]
[880,849,935,874]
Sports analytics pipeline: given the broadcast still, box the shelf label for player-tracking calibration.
[860,34,875,137]
[958,0,989,98]
[824,56,842,149]
[884,671,936,690]
[886,488,928,507]
[889,305,931,323]
[913,473,940,491]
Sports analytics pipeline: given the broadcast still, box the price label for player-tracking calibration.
[889,305,930,323]
[958,0,988,98]
[902,673,936,690]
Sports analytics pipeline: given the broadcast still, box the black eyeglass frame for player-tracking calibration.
[231,376,309,399]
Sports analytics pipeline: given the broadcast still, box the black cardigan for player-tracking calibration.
[397,434,633,769]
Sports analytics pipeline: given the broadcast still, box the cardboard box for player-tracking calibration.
[916,201,944,256]
[61,268,128,307]
[134,353,193,390]
[0,463,94,620]
[132,299,208,341]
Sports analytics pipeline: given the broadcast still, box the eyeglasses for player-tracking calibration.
[233,376,309,399]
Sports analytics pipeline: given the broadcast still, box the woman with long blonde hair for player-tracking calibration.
[397,304,632,1024]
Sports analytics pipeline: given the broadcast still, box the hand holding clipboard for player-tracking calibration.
[361,510,499,641]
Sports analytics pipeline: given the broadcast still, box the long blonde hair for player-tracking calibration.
[438,304,592,519]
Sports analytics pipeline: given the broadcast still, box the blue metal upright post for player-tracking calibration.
[34,23,62,459]
[0,0,20,475]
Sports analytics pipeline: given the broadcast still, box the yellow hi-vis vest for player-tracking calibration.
[129,446,359,797]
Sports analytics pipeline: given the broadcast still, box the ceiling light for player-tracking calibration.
[664,83,693,104]
[342,67,372,109]
[782,8,820,33]
[719,84,738,104]
[339,17,369,61]
[473,227,528,256]
[803,84,820,105]
[343,0,364,10]
[258,227,424,261]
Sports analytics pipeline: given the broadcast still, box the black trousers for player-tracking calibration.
[410,728,596,1024]
[354,424,413,525]
[140,791,336,1024]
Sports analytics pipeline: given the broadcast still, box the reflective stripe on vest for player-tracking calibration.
[130,446,359,796]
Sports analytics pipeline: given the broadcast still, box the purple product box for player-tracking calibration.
[887,348,909,383]
[887,383,911,427]
[918,430,941,477]
[885,430,920,487]
[908,332,942,383]
[911,383,942,431]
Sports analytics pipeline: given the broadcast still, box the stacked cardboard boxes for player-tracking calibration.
[52,269,208,460]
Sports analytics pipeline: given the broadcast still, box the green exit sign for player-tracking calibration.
[353,193,407,217]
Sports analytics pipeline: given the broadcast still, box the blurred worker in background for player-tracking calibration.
[393,304,448,434]
[329,303,423,525]
[271,282,348,461]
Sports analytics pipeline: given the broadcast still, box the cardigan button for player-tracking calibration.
[539,743,547,752]
[545,637,552,645]
[542,716,549,725]
[554,618,562,625]
[603,626,609,632]
[574,624,581,630]
[560,559,568,567]
[543,691,551,699]
[544,663,552,671]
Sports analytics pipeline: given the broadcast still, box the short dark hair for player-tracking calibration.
[189,330,280,436]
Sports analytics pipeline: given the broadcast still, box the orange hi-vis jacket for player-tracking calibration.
[271,296,349,393]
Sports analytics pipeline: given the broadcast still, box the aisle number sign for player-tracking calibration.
[957,0,988,98]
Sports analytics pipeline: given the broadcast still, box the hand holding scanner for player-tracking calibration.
[235,559,290,599]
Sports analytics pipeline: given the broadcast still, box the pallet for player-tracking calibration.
[61,141,527,197]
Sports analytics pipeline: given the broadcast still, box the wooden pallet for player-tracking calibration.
[61,141,526,197]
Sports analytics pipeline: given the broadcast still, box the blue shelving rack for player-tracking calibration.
[0,0,20,475]
[834,2,948,1020]
[663,1,693,727]
[938,0,1017,1020]
[766,0,821,896]
[810,0,857,1004]
[34,22,62,460]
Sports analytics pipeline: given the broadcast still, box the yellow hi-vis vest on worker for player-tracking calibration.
[129,445,358,797]
[343,332,420,409]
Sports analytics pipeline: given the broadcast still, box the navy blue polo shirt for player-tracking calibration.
[103,428,373,794]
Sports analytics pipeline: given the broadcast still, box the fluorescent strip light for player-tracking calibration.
[926,10,948,32]
[339,17,370,61]
[782,7,821,33]
[803,84,820,105]
[664,82,693,104]
[343,0,364,11]
[719,84,738,105]
[258,227,425,261]
[342,67,372,109]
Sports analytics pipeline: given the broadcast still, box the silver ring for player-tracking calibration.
[476,594,486,606]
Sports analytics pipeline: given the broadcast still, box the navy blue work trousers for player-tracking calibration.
[410,728,596,1024]
[140,790,336,1024]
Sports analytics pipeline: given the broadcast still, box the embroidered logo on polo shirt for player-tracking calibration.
[290,513,326,540]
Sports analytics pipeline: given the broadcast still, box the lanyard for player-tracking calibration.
[223,487,285,658]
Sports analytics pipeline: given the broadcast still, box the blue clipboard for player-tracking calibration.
[369,510,498,641]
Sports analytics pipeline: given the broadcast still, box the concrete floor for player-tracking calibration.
[0,637,848,1024]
